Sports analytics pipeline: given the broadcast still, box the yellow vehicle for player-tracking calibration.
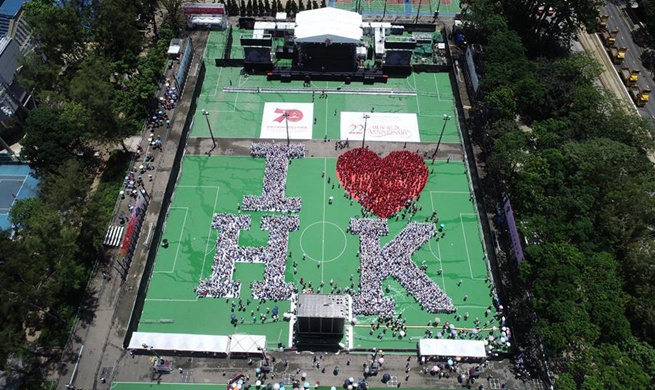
[596,14,610,32]
[608,45,627,65]
[628,85,651,107]
[619,67,640,86]
[600,27,619,47]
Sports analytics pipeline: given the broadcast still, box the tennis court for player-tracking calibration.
[0,164,39,230]
[329,0,461,17]
[192,32,457,143]
[139,153,490,350]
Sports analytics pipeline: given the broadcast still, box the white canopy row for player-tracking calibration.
[129,332,266,355]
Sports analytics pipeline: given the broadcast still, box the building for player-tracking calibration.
[0,0,34,54]
[296,294,348,342]
[0,35,34,154]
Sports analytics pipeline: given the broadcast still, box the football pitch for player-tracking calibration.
[139,153,491,350]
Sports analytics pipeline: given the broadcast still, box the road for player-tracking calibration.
[600,1,655,122]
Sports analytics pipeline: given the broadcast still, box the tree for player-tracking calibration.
[485,86,517,121]
[271,0,277,15]
[20,106,84,174]
[320,0,326,7]
[306,0,312,9]
[68,54,121,142]
[8,197,85,325]
[289,0,298,14]
[641,49,655,74]
[623,240,655,344]
[23,0,87,66]
[299,0,305,11]
[92,0,143,61]
[39,159,93,217]
[246,0,253,15]
[16,52,64,95]
[241,0,247,16]
[264,0,271,15]
[160,0,197,33]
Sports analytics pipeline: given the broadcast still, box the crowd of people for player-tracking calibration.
[241,143,305,213]
[336,149,428,219]
[147,82,178,132]
[351,219,455,319]
[196,214,299,300]
[250,216,299,300]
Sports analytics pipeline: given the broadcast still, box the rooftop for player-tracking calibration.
[297,294,349,319]
[0,0,30,18]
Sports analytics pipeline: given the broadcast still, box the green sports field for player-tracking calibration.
[139,153,491,349]
[328,0,461,17]
[192,32,458,143]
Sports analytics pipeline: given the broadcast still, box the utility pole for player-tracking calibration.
[282,111,290,146]
[201,109,217,154]
[431,114,451,159]
[362,113,370,149]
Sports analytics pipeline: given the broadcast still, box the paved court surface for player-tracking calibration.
[109,351,530,390]
[0,164,39,230]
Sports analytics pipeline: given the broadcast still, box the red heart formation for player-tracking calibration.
[336,148,429,219]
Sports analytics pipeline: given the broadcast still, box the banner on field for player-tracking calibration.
[260,103,314,140]
[340,112,420,143]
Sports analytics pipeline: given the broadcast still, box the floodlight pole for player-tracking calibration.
[202,109,217,154]
[431,114,451,159]
[362,113,370,149]
[415,0,422,23]
[283,111,290,146]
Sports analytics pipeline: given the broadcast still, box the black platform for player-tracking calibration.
[266,68,388,84]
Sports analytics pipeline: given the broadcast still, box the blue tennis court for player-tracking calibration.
[0,164,39,230]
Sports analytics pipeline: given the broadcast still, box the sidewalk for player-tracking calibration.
[50,30,210,390]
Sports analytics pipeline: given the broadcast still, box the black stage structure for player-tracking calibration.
[235,9,447,84]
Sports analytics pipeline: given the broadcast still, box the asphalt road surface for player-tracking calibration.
[600,1,655,122]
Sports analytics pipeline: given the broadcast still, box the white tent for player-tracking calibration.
[129,332,230,355]
[229,334,267,355]
[418,339,487,359]
[295,7,363,44]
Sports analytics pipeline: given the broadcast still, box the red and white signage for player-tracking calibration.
[260,103,314,140]
[340,112,420,143]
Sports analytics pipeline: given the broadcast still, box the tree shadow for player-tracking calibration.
[76,286,101,327]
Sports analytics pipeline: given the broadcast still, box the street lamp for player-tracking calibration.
[431,114,451,159]
[201,109,217,154]
[362,113,371,149]
[282,111,290,146]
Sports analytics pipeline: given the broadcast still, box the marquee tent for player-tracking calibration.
[418,339,487,359]
[295,7,363,44]
[228,334,267,355]
[129,332,230,355]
